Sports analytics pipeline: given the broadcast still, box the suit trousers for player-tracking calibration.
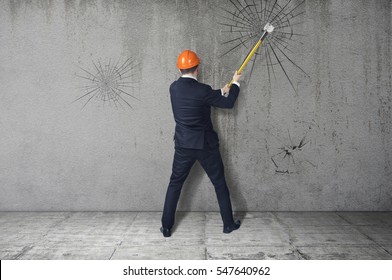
[162,145,235,229]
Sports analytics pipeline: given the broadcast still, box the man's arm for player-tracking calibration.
[204,71,242,108]
[221,81,240,97]
[204,84,239,108]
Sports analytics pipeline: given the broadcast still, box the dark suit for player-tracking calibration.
[162,77,240,229]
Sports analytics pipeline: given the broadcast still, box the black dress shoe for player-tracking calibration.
[160,227,171,237]
[223,220,241,234]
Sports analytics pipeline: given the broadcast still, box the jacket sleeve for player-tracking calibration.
[204,84,240,108]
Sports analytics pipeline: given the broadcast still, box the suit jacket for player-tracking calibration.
[170,77,240,149]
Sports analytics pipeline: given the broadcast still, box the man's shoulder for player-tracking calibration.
[171,78,211,91]
[169,80,177,90]
[196,81,212,89]
[189,81,212,93]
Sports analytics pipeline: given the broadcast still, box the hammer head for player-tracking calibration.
[264,22,274,33]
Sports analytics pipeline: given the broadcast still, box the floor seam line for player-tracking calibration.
[204,212,207,260]
[109,247,117,260]
[270,212,306,260]
[337,213,392,256]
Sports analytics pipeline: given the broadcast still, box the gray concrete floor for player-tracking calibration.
[0,212,391,260]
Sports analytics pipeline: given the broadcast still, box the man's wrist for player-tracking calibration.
[232,81,240,87]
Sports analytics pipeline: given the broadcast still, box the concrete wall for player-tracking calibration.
[0,0,391,211]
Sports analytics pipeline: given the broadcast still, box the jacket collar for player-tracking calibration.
[180,74,198,81]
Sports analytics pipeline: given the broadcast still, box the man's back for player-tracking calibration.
[170,77,239,149]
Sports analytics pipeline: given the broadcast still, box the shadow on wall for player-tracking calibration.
[225,157,248,213]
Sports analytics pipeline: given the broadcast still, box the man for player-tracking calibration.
[161,50,242,238]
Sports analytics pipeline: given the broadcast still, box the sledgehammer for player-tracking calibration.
[228,22,274,87]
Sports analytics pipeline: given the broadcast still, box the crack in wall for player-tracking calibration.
[74,57,140,110]
[218,0,309,92]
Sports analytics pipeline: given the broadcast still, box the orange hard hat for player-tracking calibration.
[176,50,200,69]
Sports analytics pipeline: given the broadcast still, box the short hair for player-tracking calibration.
[180,65,198,75]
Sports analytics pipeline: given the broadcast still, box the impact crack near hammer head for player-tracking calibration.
[264,22,275,33]
[218,0,309,93]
